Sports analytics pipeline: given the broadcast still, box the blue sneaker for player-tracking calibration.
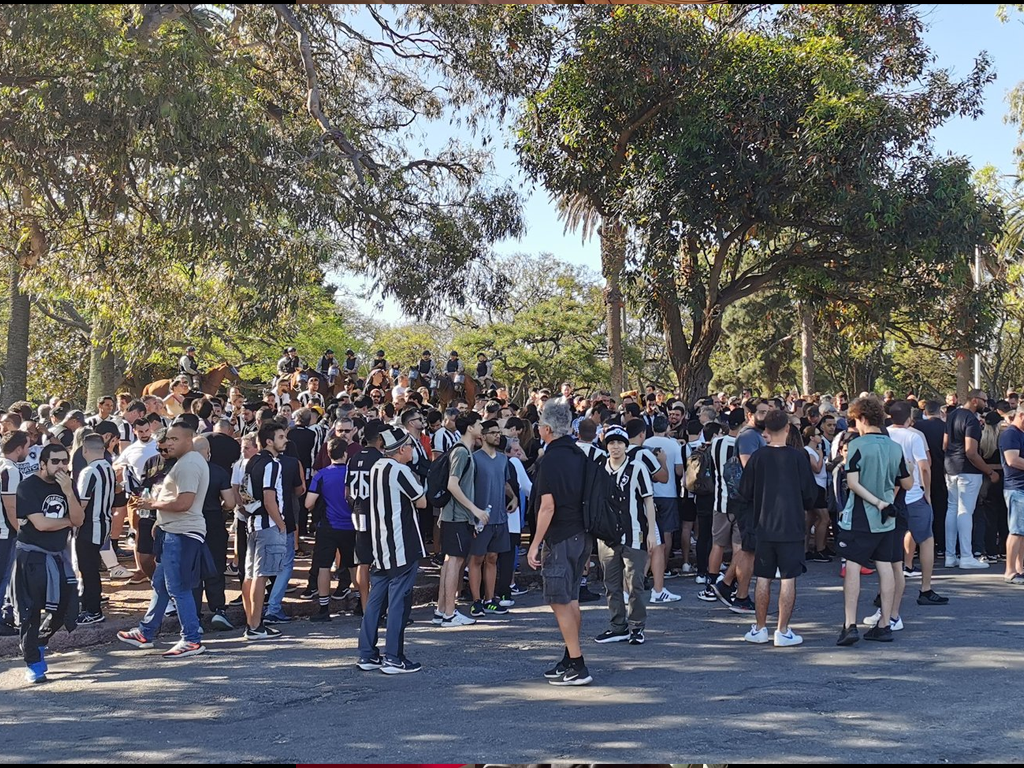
[262,612,291,625]
[25,661,47,684]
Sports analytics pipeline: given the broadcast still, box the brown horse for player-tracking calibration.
[142,362,241,398]
[437,373,477,410]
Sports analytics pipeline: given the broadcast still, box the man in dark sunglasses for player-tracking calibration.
[13,443,84,683]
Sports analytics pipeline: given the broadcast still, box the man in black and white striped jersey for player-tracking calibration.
[429,408,460,460]
[74,434,116,625]
[356,426,427,675]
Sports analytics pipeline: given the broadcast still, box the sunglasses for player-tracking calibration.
[48,458,70,465]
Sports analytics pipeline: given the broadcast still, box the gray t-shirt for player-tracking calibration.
[440,443,475,524]
[473,449,509,526]
[736,425,766,459]
[155,450,209,537]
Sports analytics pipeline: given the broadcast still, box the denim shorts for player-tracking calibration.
[1005,489,1024,537]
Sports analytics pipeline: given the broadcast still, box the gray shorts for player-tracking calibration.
[905,498,934,544]
[1006,489,1024,537]
[245,526,288,579]
[469,522,510,557]
[712,510,742,549]
[654,497,680,536]
[541,532,592,605]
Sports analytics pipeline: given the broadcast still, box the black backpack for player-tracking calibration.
[578,447,628,546]
[426,443,469,508]
[685,444,715,496]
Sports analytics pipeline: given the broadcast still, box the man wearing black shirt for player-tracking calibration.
[14,443,84,683]
[346,421,387,614]
[191,436,235,631]
[527,397,592,686]
[738,409,818,647]
[914,401,947,552]
[207,420,241,473]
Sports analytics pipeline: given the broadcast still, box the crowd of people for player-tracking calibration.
[1,349,1021,686]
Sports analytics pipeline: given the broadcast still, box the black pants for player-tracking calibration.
[74,536,103,615]
[296,491,309,538]
[931,477,948,551]
[236,521,248,588]
[16,550,66,665]
[496,532,521,600]
[193,511,228,613]
[695,513,713,575]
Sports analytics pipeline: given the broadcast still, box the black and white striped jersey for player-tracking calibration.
[710,434,738,516]
[243,450,284,532]
[0,457,20,540]
[607,454,654,550]
[76,458,115,546]
[368,458,425,570]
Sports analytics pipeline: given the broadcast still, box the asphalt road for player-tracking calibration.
[2,560,1023,764]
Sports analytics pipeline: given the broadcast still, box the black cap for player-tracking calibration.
[422,350,431,356]
[450,350,458,356]
[325,349,333,355]
[376,350,385,356]
[346,349,355,356]
[186,346,196,352]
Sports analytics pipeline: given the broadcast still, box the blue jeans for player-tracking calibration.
[357,561,418,663]
[265,536,295,617]
[138,530,203,644]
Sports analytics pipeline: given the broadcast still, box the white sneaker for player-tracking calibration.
[680,563,695,575]
[650,588,681,603]
[107,565,134,579]
[440,610,475,627]
[432,610,445,625]
[498,598,515,608]
[863,608,882,627]
[743,624,769,644]
[944,556,960,568]
[890,615,904,631]
[774,628,803,647]
[958,557,990,570]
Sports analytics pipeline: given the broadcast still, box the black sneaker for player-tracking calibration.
[643,575,654,591]
[628,627,645,645]
[75,611,105,626]
[483,599,509,616]
[728,595,755,615]
[470,600,485,618]
[243,624,282,641]
[594,628,629,644]
[711,578,736,607]
[381,657,422,675]
[696,585,719,602]
[228,595,244,606]
[917,590,949,605]
[510,583,528,596]
[549,662,593,686]
[823,545,838,557]
[578,585,601,602]
[429,554,445,568]
[810,550,832,563]
[210,610,234,631]
[299,587,318,600]
[663,569,679,579]
[356,653,383,671]
[872,593,882,608]
[864,624,894,642]
[837,624,860,646]
[544,656,570,679]
[309,612,332,623]
[332,586,352,601]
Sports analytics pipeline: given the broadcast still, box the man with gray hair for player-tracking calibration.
[527,397,592,686]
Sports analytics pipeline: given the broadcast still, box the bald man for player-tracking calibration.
[192,435,236,631]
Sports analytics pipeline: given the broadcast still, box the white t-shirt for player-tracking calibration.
[805,444,828,488]
[508,456,531,535]
[644,435,683,499]
[231,457,249,522]
[888,426,929,505]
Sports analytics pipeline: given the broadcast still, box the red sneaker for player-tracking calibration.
[116,628,153,649]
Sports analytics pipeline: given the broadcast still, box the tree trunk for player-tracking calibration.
[956,351,971,402]
[600,218,626,396]
[1,262,30,407]
[671,314,723,406]
[800,302,815,396]
[86,322,120,408]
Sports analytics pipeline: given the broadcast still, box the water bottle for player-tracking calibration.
[475,505,491,534]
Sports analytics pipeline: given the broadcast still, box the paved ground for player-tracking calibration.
[3,559,1024,764]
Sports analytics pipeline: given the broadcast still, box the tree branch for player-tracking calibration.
[129,4,196,43]
[34,300,91,333]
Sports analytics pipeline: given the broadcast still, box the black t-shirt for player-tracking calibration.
[944,407,982,475]
[207,433,241,473]
[51,425,73,449]
[16,474,76,552]
[532,435,586,544]
[913,418,945,482]
[346,447,383,528]
[288,426,318,480]
[738,445,819,542]
[277,454,303,534]
[202,461,232,517]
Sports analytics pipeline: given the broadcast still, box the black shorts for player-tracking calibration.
[732,501,757,553]
[654,497,680,535]
[441,520,474,559]
[813,486,827,510]
[113,490,128,507]
[136,517,156,555]
[469,522,511,557]
[313,526,356,570]
[679,497,697,523]
[754,539,806,579]
[837,526,901,566]
[354,531,373,566]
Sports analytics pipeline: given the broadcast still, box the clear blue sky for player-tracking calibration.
[339,4,1024,323]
